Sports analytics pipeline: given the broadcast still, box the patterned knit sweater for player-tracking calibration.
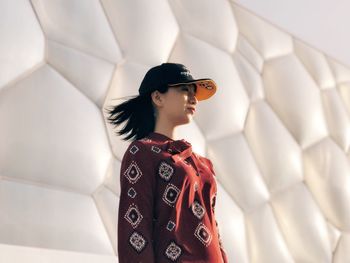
[117,131,228,263]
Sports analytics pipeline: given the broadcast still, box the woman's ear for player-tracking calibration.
[151,90,163,107]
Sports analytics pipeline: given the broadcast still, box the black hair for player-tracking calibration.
[103,84,170,142]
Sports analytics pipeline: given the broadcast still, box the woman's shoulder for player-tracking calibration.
[123,137,164,160]
[193,152,209,162]
[194,153,215,173]
[128,136,160,151]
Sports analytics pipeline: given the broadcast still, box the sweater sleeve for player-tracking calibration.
[215,219,229,263]
[117,141,156,263]
[207,158,229,263]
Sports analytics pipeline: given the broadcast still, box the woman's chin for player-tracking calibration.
[184,114,193,123]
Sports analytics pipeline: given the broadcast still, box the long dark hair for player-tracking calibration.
[104,84,170,142]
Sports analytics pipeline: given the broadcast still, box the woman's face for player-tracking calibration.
[155,83,198,125]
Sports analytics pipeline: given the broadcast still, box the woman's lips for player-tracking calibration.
[187,107,196,114]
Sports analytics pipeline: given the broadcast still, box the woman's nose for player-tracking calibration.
[189,91,198,104]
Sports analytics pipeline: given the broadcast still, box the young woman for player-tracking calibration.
[105,63,228,262]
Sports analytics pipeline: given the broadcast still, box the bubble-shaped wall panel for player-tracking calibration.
[0,0,349,262]
[0,0,44,88]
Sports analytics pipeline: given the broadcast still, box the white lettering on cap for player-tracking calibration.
[180,71,191,76]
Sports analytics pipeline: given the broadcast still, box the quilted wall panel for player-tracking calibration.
[0,0,349,262]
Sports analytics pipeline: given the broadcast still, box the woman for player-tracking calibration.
[105,63,228,262]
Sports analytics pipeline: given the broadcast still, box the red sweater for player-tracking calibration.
[118,131,229,263]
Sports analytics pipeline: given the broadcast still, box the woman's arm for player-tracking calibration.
[117,141,156,263]
[215,218,229,263]
[207,158,229,263]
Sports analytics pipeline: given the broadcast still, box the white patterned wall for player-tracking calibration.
[0,0,349,262]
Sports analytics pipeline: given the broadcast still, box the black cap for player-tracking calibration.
[138,63,217,101]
